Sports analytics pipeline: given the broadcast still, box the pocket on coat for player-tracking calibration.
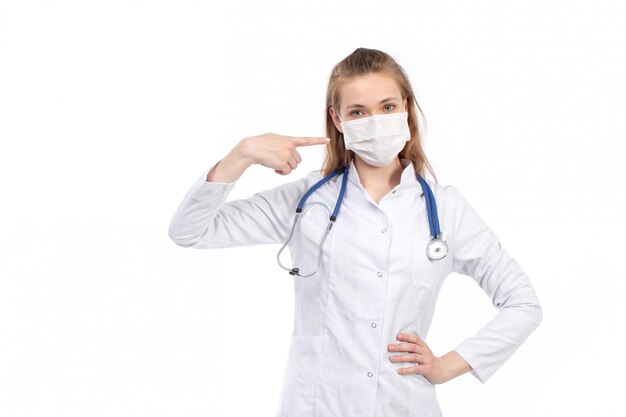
[409,235,445,289]
[279,335,324,416]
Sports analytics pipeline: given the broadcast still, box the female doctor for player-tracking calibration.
[168,47,543,417]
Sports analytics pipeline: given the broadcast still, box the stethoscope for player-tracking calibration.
[276,165,448,277]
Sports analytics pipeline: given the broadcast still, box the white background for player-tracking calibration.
[1,1,625,416]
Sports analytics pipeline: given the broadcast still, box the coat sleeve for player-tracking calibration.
[449,185,543,384]
[168,158,318,248]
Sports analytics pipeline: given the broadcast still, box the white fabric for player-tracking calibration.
[168,157,543,417]
[339,111,411,167]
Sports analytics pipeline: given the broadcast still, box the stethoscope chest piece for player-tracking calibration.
[426,237,448,260]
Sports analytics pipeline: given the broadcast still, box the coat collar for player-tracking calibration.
[346,157,423,196]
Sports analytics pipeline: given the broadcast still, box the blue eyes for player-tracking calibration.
[350,104,395,117]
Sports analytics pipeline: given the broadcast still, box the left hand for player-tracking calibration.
[388,332,448,384]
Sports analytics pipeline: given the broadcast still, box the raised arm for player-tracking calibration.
[449,185,543,383]
[168,134,330,248]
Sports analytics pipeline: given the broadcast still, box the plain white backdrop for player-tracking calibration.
[1,0,624,416]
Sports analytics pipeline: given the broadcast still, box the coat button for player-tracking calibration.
[381,228,387,233]
[371,322,377,328]
[367,371,374,377]
[377,271,382,277]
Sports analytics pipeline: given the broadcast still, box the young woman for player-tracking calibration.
[168,48,543,417]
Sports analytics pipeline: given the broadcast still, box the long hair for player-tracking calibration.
[321,47,438,183]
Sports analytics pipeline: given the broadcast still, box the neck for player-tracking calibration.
[353,154,403,189]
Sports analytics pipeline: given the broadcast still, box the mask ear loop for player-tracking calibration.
[336,107,344,124]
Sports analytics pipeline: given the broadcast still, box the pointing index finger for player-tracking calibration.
[292,136,331,146]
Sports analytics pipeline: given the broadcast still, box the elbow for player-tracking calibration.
[168,223,198,248]
[501,288,544,329]
[533,299,544,327]
[168,224,212,248]
[526,285,544,328]
[524,300,543,330]
[168,232,201,248]
[517,296,544,330]
[168,226,188,247]
[502,274,544,329]
[167,221,184,246]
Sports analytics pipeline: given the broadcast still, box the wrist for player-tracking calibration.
[235,137,257,167]
[437,351,471,383]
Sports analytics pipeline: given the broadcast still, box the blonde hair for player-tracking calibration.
[321,47,437,183]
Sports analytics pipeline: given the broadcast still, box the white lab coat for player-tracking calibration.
[168,157,543,417]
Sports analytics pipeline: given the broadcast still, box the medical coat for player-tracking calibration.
[168,157,543,417]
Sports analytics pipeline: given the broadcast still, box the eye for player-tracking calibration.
[384,104,395,111]
[350,110,364,117]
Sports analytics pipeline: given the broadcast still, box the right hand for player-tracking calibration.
[239,133,331,176]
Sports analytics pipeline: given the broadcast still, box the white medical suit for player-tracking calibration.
[168,157,543,417]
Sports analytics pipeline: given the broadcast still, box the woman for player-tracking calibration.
[168,47,543,417]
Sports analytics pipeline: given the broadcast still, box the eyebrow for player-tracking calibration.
[346,97,399,110]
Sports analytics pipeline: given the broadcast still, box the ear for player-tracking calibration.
[329,107,343,133]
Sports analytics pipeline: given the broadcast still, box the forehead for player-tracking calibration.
[341,72,402,109]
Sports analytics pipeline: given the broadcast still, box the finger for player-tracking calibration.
[389,342,419,353]
[292,149,302,164]
[286,155,297,171]
[396,364,423,375]
[397,332,426,347]
[390,352,425,364]
[281,163,293,174]
[276,162,292,175]
[292,137,331,147]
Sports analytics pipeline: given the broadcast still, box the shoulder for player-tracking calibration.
[276,169,323,187]
[301,168,350,198]
[424,180,473,219]
[301,169,325,188]
[424,179,462,202]
[306,169,324,181]
[304,168,343,186]
[249,169,322,202]
[273,169,327,197]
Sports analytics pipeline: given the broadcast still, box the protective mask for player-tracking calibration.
[338,110,411,167]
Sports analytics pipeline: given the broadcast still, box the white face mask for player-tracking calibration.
[337,109,411,167]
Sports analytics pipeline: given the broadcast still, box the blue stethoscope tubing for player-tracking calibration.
[276,164,448,277]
